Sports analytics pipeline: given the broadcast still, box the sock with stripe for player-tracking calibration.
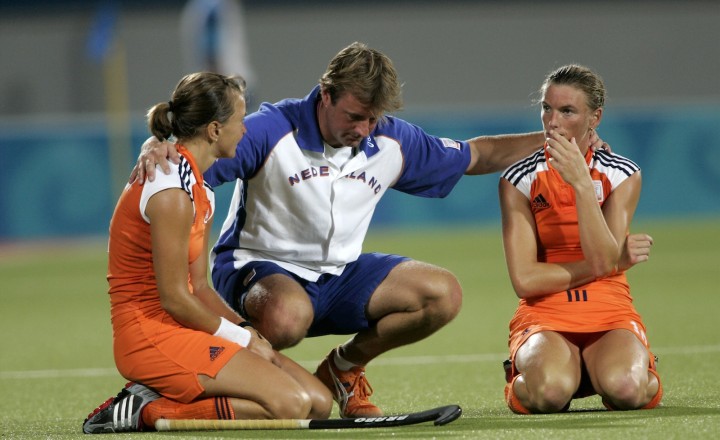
[505,375,531,415]
[641,368,663,409]
[141,396,235,428]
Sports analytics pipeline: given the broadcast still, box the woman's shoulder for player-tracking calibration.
[592,148,640,175]
[501,147,546,184]
[143,160,184,194]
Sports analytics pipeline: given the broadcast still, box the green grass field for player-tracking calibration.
[1,217,719,439]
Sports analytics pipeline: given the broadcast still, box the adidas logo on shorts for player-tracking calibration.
[209,346,225,361]
[531,194,550,210]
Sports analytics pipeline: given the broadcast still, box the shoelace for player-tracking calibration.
[347,370,374,401]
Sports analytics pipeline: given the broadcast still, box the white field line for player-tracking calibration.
[2,344,719,380]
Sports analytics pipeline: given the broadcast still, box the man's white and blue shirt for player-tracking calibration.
[207,86,471,293]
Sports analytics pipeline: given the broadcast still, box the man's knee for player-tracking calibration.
[372,262,463,327]
[424,268,463,324]
[243,282,313,349]
[399,266,463,330]
[260,308,312,349]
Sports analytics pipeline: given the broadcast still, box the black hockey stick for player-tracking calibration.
[155,404,462,431]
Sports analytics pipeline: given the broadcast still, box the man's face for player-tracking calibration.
[318,89,380,148]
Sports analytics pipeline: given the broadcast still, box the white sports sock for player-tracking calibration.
[333,347,360,371]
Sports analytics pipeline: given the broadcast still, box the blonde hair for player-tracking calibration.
[319,42,403,114]
[540,64,605,110]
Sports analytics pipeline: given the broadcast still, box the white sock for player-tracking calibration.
[333,347,361,371]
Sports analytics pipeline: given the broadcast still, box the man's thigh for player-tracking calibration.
[307,253,408,336]
[366,259,458,321]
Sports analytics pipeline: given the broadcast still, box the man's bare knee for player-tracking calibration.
[431,271,463,322]
[245,286,313,349]
[418,268,462,327]
[260,319,308,349]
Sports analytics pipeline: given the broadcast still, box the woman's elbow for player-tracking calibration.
[510,279,537,299]
[159,293,185,319]
[590,258,617,279]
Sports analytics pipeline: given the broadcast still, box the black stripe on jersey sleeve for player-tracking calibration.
[178,156,194,200]
[594,149,639,177]
[501,149,545,186]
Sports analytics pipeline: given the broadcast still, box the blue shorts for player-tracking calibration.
[227,253,409,337]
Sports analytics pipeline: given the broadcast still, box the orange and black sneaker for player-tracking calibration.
[314,348,382,419]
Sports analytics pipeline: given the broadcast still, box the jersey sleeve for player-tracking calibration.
[139,162,182,223]
[387,118,471,198]
[501,148,546,199]
[594,149,640,189]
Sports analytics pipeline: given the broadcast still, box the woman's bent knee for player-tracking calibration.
[600,373,647,410]
[260,389,313,419]
[527,376,576,413]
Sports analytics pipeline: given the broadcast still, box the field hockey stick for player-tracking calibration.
[155,404,462,431]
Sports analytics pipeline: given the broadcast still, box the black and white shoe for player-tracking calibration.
[82,382,160,434]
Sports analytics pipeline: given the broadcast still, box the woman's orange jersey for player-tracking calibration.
[501,147,651,356]
[106,146,240,403]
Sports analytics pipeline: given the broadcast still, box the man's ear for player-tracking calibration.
[320,88,333,108]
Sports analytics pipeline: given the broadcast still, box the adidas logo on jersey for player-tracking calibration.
[531,194,550,210]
